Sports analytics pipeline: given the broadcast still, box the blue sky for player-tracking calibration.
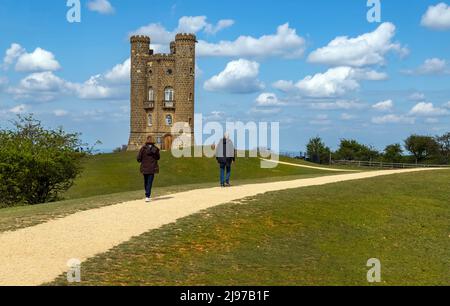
[0,0,449,152]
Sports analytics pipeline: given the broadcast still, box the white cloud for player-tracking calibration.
[372,99,393,112]
[403,58,449,75]
[177,16,209,33]
[130,16,235,46]
[178,16,234,34]
[204,19,235,35]
[70,74,116,99]
[204,59,264,94]
[104,58,130,83]
[359,69,388,80]
[444,101,450,109]
[249,107,282,115]
[197,23,306,58]
[8,69,125,101]
[255,93,285,106]
[421,3,450,30]
[53,109,69,117]
[3,43,61,72]
[3,43,25,69]
[7,71,68,101]
[341,113,356,120]
[131,23,173,45]
[310,114,332,125]
[9,104,28,114]
[372,114,415,124]
[410,102,449,116]
[425,118,439,124]
[273,66,385,98]
[409,92,426,101]
[87,0,115,15]
[15,47,61,72]
[310,100,366,110]
[205,111,226,121]
[275,66,359,97]
[307,22,408,67]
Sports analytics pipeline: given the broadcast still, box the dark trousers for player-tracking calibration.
[220,164,231,185]
[144,174,155,198]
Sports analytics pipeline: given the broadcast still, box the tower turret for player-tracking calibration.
[128,35,150,150]
[175,34,197,140]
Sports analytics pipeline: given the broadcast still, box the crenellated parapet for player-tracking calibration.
[149,54,176,61]
[175,33,197,42]
[130,35,151,44]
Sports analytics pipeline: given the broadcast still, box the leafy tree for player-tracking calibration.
[306,137,331,164]
[383,143,403,163]
[404,135,439,163]
[334,139,380,161]
[0,115,86,206]
[435,132,450,164]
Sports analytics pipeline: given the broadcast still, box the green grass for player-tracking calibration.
[49,170,450,286]
[0,174,330,233]
[0,150,343,232]
[63,151,339,200]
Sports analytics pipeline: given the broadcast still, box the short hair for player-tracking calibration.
[146,135,154,143]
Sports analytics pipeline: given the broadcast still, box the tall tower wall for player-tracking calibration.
[128,35,150,151]
[128,33,196,151]
[174,34,196,136]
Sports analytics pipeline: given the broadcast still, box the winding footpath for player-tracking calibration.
[0,167,445,285]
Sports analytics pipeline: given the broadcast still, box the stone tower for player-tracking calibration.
[128,33,197,151]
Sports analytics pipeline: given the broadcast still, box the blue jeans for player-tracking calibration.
[220,164,231,185]
[144,174,155,198]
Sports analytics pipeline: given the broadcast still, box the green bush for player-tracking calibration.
[334,139,380,161]
[0,115,85,207]
[306,137,331,164]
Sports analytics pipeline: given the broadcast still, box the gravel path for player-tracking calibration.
[0,168,444,285]
[260,158,358,172]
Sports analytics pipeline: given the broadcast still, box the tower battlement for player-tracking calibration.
[175,33,197,42]
[130,35,150,44]
[149,54,176,61]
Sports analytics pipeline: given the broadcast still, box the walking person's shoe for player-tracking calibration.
[145,197,151,203]
[225,182,231,187]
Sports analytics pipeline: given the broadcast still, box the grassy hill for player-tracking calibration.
[0,152,341,232]
[63,151,335,200]
[51,170,450,286]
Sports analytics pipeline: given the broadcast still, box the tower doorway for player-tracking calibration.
[164,134,173,151]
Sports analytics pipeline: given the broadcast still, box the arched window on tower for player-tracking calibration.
[148,87,154,101]
[165,114,173,126]
[147,114,152,127]
[164,87,174,102]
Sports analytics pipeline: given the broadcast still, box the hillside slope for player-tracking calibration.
[64,152,335,199]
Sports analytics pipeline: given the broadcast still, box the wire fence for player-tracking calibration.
[332,160,450,169]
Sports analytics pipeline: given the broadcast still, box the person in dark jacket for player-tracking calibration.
[216,133,235,187]
[137,136,161,202]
